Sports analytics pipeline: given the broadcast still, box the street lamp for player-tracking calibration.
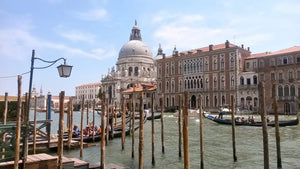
[23,49,72,165]
[27,49,72,111]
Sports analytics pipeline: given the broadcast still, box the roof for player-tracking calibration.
[122,83,157,93]
[247,46,300,59]
[165,42,237,59]
[76,82,101,88]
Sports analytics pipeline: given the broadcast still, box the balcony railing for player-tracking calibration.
[277,96,297,101]
[238,84,258,89]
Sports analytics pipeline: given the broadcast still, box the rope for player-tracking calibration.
[0,71,30,79]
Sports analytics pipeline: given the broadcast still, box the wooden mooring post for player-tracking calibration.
[1,92,8,159]
[92,99,96,142]
[273,85,282,168]
[14,75,22,169]
[86,101,89,126]
[231,95,237,162]
[259,82,269,169]
[151,92,155,165]
[161,93,165,154]
[100,92,106,169]
[178,95,182,158]
[198,95,204,169]
[131,89,135,158]
[80,97,84,158]
[67,97,73,149]
[183,91,189,169]
[57,91,65,169]
[121,97,126,150]
[105,105,109,145]
[33,96,37,154]
[138,91,144,169]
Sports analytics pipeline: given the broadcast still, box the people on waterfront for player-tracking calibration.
[72,124,80,137]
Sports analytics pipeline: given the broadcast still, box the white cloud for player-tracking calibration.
[0,26,115,61]
[76,9,107,21]
[57,29,96,44]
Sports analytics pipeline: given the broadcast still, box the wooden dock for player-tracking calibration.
[0,153,128,169]
[0,153,89,169]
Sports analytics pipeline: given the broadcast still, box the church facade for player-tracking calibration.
[101,22,156,110]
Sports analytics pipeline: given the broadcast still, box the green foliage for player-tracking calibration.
[0,101,18,120]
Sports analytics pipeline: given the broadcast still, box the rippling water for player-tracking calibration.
[31,111,300,169]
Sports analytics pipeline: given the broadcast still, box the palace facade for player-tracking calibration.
[156,43,300,114]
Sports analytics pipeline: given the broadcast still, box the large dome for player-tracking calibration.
[118,40,152,58]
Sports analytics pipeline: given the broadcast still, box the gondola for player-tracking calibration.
[203,112,299,127]
[68,112,148,142]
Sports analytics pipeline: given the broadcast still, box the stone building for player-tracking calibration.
[156,41,251,112]
[245,46,300,114]
[156,42,300,114]
[75,82,101,105]
[101,22,156,110]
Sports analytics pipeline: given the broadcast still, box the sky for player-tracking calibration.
[0,0,300,97]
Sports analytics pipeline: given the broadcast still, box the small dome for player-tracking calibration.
[118,40,152,58]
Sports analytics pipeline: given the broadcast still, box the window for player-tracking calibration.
[230,55,235,69]
[290,85,295,96]
[166,64,169,76]
[271,73,275,81]
[278,86,283,96]
[247,78,251,85]
[128,67,133,76]
[134,67,139,76]
[240,76,244,85]
[253,75,257,84]
[298,70,300,80]
[279,72,283,80]
[253,62,257,68]
[171,62,174,75]
[297,55,300,63]
[179,62,182,74]
[270,58,275,66]
[259,60,264,68]
[246,62,250,69]
[284,85,289,96]
[220,54,225,70]
[289,71,293,80]
[283,56,288,65]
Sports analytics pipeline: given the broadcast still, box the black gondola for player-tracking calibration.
[203,113,299,127]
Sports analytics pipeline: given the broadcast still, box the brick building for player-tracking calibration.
[156,41,300,114]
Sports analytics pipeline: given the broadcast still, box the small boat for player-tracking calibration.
[203,113,299,127]
[147,114,161,120]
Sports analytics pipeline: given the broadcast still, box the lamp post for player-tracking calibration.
[23,49,72,168]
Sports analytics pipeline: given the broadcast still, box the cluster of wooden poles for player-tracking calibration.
[3,77,283,169]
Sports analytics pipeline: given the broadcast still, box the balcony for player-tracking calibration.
[277,96,297,101]
[288,78,295,83]
[278,79,284,83]
[238,84,258,90]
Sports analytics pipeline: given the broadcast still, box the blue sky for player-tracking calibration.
[0,0,299,96]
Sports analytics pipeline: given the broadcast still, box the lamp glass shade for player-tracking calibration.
[57,64,72,77]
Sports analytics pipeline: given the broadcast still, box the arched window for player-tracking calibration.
[134,67,139,76]
[214,77,217,88]
[278,86,283,96]
[240,76,244,85]
[284,85,289,96]
[128,67,133,76]
[290,85,295,96]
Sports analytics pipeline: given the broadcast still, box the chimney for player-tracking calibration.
[188,51,193,55]
[209,44,213,51]
[225,40,229,48]
[247,47,250,51]
[197,49,202,53]
[163,53,166,59]
[241,44,244,49]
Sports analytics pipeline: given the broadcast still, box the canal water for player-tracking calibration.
[31,111,300,169]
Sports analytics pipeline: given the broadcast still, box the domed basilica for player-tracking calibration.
[101,21,157,108]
